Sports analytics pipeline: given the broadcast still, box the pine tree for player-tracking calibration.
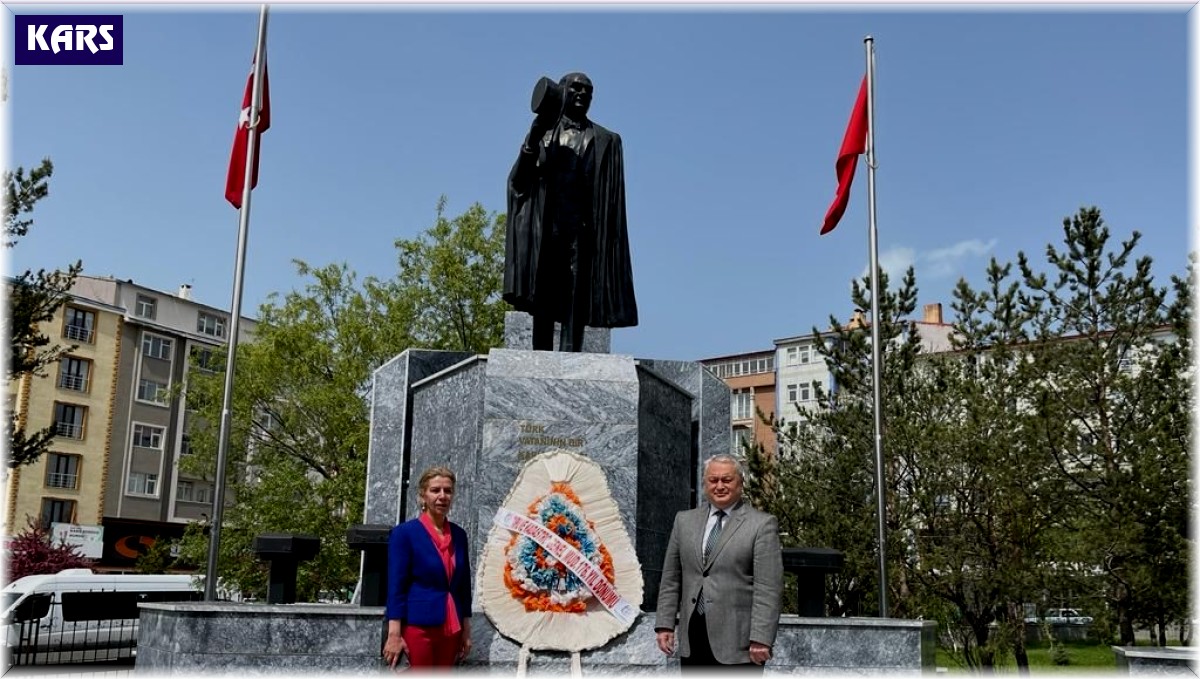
[4,158,84,468]
[1018,207,1189,645]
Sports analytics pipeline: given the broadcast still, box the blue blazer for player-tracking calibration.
[385,518,472,627]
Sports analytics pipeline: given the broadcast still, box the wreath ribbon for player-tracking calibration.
[494,507,638,626]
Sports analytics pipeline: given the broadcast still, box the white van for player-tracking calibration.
[2,569,202,665]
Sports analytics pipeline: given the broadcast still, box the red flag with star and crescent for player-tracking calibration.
[225,55,270,209]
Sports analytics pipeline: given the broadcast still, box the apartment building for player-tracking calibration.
[5,275,255,571]
[700,350,777,456]
[7,292,124,537]
[774,303,954,426]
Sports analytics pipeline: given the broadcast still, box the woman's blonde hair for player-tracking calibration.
[417,466,456,493]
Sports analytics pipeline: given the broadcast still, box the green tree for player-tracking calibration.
[177,202,506,600]
[747,208,1191,669]
[746,266,923,620]
[4,158,84,468]
[391,197,508,352]
[1017,209,1191,645]
[135,538,179,574]
[897,261,1066,672]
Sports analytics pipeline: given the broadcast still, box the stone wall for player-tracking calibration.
[138,604,936,676]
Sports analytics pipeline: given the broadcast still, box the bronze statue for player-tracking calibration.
[504,72,638,352]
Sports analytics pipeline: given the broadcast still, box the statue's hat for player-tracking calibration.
[530,76,563,121]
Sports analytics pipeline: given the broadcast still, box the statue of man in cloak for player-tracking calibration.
[504,72,638,352]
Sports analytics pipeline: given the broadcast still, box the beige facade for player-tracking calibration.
[5,276,256,571]
[5,296,123,532]
[700,350,778,457]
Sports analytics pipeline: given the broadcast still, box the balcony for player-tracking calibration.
[63,325,94,343]
[55,422,83,439]
[58,373,89,392]
[46,472,78,489]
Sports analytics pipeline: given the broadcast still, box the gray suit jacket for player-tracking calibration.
[654,501,784,664]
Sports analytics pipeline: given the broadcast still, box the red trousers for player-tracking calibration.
[403,624,461,668]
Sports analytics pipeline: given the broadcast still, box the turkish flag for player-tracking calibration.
[225,56,270,209]
[821,76,868,235]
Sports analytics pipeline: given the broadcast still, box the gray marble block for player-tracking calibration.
[462,609,675,674]
[1114,646,1199,675]
[136,605,936,675]
[637,359,732,497]
[401,348,696,610]
[363,346,734,623]
[463,612,935,675]
[633,365,692,608]
[408,356,488,530]
[364,349,475,527]
[136,602,387,675]
[770,615,937,674]
[503,310,612,353]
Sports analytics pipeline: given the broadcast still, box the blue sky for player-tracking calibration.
[5,5,1191,361]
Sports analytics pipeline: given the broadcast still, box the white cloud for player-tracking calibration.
[858,239,998,287]
[858,246,916,287]
[923,238,998,278]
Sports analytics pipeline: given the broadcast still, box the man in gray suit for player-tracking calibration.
[655,454,784,673]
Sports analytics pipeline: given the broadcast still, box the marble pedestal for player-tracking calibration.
[502,310,612,353]
[136,605,936,675]
[459,613,936,675]
[361,345,732,611]
[1114,646,1198,675]
[135,603,384,674]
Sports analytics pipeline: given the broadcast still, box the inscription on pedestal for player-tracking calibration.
[516,421,586,462]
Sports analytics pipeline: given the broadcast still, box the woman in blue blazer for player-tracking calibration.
[383,466,473,669]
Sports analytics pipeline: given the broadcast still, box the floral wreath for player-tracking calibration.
[503,481,616,613]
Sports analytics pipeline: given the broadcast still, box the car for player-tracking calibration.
[1026,608,1094,625]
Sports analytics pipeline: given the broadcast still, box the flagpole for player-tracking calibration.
[863,34,889,618]
[205,3,270,602]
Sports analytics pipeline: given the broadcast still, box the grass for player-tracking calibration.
[936,640,1120,673]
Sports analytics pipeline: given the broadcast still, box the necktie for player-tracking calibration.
[704,510,726,562]
[696,510,726,615]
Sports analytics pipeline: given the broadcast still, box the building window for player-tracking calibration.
[45,453,80,490]
[41,498,76,527]
[63,307,95,343]
[732,427,752,454]
[135,295,157,320]
[254,407,279,433]
[798,345,813,364]
[707,355,775,380]
[180,432,192,456]
[57,356,91,392]
[732,389,753,421]
[785,347,798,365]
[177,480,211,504]
[53,403,86,439]
[191,347,217,373]
[126,472,159,497]
[137,378,170,406]
[131,423,165,450]
[786,383,798,403]
[197,312,226,339]
[142,333,174,361]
